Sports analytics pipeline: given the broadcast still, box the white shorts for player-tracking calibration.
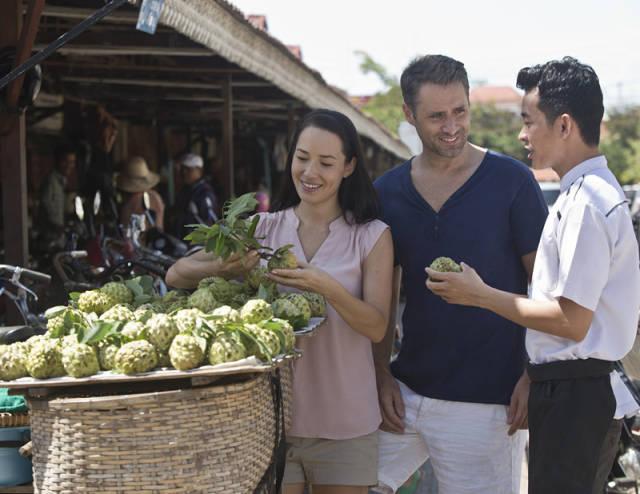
[378,380,526,494]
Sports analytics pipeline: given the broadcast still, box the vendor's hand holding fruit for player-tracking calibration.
[166,249,259,289]
[269,260,337,298]
[425,256,488,307]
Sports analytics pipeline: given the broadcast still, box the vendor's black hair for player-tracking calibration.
[517,57,603,146]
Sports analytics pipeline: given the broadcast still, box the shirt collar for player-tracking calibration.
[286,206,346,232]
[560,155,608,192]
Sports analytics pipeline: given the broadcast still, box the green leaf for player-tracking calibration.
[235,326,273,361]
[123,278,144,298]
[205,237,218,253]
[132,275,155,296]
[133,294,153,306]
[73,326,85,342]
[44,306,67,319]
[214,234,226,256]
[81,321,122,345]
[225,193,258,226]
[256,284,270,301]
[69,292,81,302]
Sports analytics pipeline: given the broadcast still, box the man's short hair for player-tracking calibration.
[516,56,604,146]
[400,55,469,112]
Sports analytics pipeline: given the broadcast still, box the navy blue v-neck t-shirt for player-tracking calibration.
[375,150,548,405]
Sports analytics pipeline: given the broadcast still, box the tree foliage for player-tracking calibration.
[468,105,528,163]
[601,106,640,184]
[355,51,404,137]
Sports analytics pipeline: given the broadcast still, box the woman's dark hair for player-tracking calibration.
[516,56,603,146]
[271,109,380,224]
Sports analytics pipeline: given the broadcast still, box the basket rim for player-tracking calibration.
[29,373,269,411]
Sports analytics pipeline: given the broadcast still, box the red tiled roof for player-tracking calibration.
[470,86,521,104]
[348,95,373,109]
[533,167,560,182]
[286,45,302,60]
[246,15,268,32]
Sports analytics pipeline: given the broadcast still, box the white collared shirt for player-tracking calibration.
[526,156,640,417]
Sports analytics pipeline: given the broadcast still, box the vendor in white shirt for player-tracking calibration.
[425,56,640,494]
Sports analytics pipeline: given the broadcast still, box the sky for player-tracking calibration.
[231,0,640,110]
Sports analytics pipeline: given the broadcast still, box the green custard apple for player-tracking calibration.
[145,313,178,352]
[240,299,273,323]
[77,290,115,315]
[100,304,135,322]
[113,340,158,375]
[301,291,326,318]
[208,333,247,366]
[168,334,206,371]
[100,282,134,305]
[26,338,65,379]
[188,287,219,313]
[62,343,100,378]
[0,344,28,380]
[429,256,462,273]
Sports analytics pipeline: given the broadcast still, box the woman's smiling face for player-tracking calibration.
[291,126,354,206]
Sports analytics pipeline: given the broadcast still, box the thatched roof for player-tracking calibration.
[158,0,410,159]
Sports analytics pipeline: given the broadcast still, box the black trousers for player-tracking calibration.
[527,358,616,494]
[592,418,623,494]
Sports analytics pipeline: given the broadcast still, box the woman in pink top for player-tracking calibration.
[166,109,393,494]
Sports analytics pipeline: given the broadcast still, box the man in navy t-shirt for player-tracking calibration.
[373,55,548,494]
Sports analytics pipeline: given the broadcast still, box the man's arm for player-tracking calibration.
[426,266,594,342]
[373,265,401,368]
[505,250,537,435]
[373,266,406,432]
[428,202,610,342]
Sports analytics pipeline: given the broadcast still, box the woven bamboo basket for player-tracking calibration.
[280,360,293,433]
[28,372,288,494]
[0,412,29,427]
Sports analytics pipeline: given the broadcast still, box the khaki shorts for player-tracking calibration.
[284,431,378,486]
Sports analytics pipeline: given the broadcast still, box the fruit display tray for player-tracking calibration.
[0,318,324,394]
[1,353,299,393]
[295,316,326,336]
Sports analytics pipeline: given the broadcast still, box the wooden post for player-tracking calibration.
[221,75,234,199]
[6,0,46,110]
[0,0,29,268]
[287,104,295,147]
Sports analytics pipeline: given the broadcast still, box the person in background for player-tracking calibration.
[38,142,77,248]
[171,153,218,239]
[82,106,118,210]
[116,156,165,231]
[255,180,270,213]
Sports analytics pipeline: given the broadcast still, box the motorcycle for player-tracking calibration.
[0,264,51,344]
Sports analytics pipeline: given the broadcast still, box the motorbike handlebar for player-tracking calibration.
[0,265,51,284]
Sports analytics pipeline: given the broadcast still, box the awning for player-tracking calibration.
[158,0,410,160]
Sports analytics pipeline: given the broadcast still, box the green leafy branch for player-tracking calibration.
[184,192,273,260]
